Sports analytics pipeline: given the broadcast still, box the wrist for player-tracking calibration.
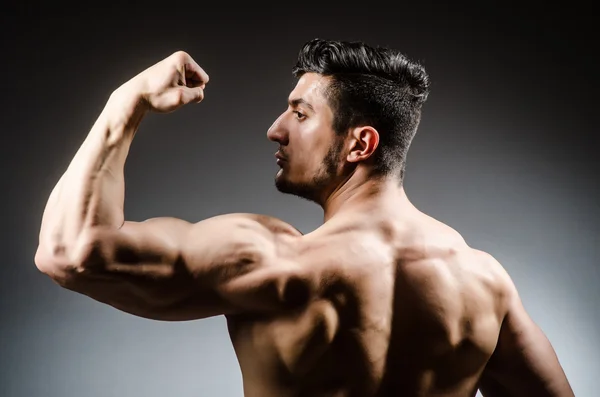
[104,80,148,135]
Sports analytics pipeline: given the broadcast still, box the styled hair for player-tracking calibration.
[292,38,430,179]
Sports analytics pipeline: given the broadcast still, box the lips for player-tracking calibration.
[275,151,287,161]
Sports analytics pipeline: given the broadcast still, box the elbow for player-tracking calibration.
[34,245,52,274]
[34,245,81,284]
[34,232,101,283]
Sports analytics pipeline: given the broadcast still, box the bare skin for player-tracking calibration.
[35,51,574,397]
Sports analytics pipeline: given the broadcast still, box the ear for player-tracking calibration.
[346,126,379,163]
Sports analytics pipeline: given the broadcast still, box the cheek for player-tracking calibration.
[296,139,325,169]
[299,124,329,154]
[288,119,333,164]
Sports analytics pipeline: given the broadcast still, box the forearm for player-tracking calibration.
[36,82,147,267]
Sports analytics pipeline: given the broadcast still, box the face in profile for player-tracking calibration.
[267,73,346,204]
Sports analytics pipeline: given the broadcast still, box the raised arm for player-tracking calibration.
[37,213,306,321]
[34,51,309,321]
[479,271,574,397]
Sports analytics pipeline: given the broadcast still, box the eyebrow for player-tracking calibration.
[289,98,315,112]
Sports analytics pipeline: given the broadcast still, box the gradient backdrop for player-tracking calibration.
[1,4,597,397]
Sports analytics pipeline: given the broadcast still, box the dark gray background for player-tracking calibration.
[1,3,597,396]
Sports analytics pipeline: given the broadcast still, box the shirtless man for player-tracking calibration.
[34,39,574,397]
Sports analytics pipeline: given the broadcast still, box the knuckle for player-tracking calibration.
[172,50,189,62]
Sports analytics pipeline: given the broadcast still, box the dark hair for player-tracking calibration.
[292,38,430,179]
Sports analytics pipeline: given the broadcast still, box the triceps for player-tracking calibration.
[59,227,199,318]
[62,256,206,320]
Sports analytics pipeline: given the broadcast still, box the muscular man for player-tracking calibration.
[35,39,574,396]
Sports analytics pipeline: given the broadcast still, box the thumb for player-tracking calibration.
[180,86,205,104]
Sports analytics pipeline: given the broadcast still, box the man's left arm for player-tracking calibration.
[34,51,213,320]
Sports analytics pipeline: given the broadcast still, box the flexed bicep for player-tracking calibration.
[38,212,308,321]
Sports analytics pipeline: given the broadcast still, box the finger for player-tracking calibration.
[183,57,209,88]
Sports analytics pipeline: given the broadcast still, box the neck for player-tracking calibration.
[320,166,412,222]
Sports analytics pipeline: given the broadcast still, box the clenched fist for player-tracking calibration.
[122,51,209,114]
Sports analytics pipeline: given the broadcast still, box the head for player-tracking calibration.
[267,38,430,204]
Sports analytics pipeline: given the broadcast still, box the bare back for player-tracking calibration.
[226,209,508,397]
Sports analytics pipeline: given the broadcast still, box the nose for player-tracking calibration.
[267,113,289,145]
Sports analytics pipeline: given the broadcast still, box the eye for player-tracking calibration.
[293,110,306,120]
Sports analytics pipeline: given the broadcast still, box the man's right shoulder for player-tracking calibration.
[469,248,517,313]
[398,242,516,315]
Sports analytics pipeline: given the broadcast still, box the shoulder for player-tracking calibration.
[472,249,517,294]
[399,237,513,306]
[184,213,303,250]
[179,214,314,312]
[467,249,520,325]
[183,213,307,276]
[189,213,303,237]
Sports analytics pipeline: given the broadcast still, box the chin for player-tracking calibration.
[274,171,324,204]
[274,170,293,193]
